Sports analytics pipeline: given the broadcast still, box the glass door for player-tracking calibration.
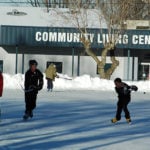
[138,63,150,80]
[0,60,3,72]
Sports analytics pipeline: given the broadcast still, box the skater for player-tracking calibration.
[45,63,59,92]
[0,71,3,117]
[111,78,138,123]
[23,60,43,120]
[0,71,3,97]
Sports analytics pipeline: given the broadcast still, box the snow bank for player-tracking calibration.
[3,73,150,92]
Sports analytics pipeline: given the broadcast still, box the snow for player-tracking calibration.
[3,73,150,92]
[0,3,149,149]
[0,6,107,28]
[0,73,150,150]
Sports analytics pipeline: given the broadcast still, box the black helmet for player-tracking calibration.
[29,60,38,66]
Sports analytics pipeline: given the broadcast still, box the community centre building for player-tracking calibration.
[0,1,150,81]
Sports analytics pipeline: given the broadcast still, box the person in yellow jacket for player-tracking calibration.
[45,63,59,92]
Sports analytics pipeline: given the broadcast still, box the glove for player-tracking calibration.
[38,80,43,91]
[131,85,138,91]
[123,86,130,95]
[29,85,37,90]
[37,85,42,91]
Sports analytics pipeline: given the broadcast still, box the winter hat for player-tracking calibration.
[29,60,38,66]
[114,78,122,83]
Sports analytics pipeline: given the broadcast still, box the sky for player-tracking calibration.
[0,73,150,150]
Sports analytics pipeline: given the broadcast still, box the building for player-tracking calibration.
[0,1,150,80]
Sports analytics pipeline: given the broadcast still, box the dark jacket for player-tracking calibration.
[0,73,3,97]
[25,69,43,93]
[115,82,131,100]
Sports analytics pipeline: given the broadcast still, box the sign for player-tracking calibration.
[0,25,150,49]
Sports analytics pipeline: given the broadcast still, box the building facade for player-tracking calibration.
[0,1,150,80]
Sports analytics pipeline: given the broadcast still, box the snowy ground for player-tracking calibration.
[0,74,150,150]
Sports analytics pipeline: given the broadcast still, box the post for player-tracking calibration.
[72,47,75,76]
[22,53,24,74]
[77,52,80,76]
[127,49,130,80]
[132,56,134,81]
[47,0,50,12]
[15,45,18,74]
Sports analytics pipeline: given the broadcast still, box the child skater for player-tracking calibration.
[45,63,59,92]
[111,78,138,124]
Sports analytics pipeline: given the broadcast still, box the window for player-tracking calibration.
[97,63,111,74]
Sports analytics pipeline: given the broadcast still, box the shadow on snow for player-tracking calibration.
[0,91,150,150]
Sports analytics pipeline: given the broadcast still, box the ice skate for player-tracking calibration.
[29,111,33,118]
[126,118,132,124]
[111,118,118,123]
[23,113,29,120]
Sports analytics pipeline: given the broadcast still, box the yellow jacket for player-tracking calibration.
[45,64,57,80]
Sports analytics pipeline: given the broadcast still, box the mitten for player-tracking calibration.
[131,85,138,91]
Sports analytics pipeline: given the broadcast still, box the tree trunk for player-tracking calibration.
[80,37,119,79]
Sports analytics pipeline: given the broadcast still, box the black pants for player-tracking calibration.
[25,91,37,114]
[47,78,53,90]
[116,98,130,120]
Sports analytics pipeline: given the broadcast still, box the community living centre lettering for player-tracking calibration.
[35,31,150,46]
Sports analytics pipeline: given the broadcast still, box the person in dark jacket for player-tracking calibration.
[111,78,138,123]
[23,60,43,120]
[0,71,3,97]
[0,71,3,117]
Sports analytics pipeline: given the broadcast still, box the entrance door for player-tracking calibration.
[0,60,3,72]
[138,63,150,80]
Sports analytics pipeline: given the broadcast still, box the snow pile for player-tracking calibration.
[3,73,150,92]
[1,73,150,150]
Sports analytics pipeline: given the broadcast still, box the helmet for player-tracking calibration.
[29,60,38,66]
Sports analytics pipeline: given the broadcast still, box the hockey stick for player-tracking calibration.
[59,76,73,80]
[24,89,34,93]
[19,83,34,93]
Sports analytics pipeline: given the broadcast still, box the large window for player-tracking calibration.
[97,63,111,74]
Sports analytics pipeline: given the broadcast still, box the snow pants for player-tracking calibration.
[116,98,131,120]
[25,91,37,114]
[47,78,53,90]
[0,73,3,97]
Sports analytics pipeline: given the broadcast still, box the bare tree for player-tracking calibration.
[125,0,150,20]
[26,0,149,79]
[27,0,40,7]
[66,0,150,79]
[63,0,134,79]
